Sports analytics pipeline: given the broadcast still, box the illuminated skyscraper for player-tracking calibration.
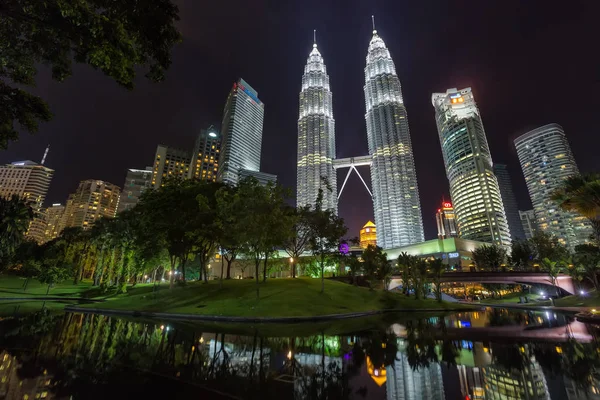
[296,38,337,211]
[217,78,265,186]
[494,163,526,241]
[364,27,424,249]
[63,180,120,230]
[436,200,459,239]
[520,209,537,240]
[432,88,511,245]
[118,167,153,212]
[151,145,191,189]
[514,124,592,249]
[189,125,221,182]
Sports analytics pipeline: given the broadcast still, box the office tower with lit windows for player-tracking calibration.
[151,145,191,189]
[359,221,377,248]
[118,167,153,212]
[494,163,527,241]
[217,78,265,186]
[0,160,54,242]
[520,209,537,240]
[514,123,592,249]
[296,40,337,211]
[364,28,424,249]
[436,200,459,239]
[189,126,221,182]
[63,180,120,230]
[432,88,511,245]
[386,344,445,399]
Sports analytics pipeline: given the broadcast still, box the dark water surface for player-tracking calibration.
[0,305,599,399]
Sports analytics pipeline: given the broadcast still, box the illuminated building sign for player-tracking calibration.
[443,202,452,208]
[237,82,263,106]
[339,243,349,255]
[448,252,460,258]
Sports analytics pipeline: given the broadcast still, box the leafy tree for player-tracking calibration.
[529,231,569,263]
[428,258,445,302]
[307,188,347,293]
[397,252,415,296]
[573,244,600,290]
[38,240,71,294]
[541,257,563,295]
[0,195,33,270]
[552,173,600,243]
[344,254,362,286]
[13,239,41,291]
[471,244,507,271]
[0,0,181,147]
[215,185,246,280]
[361,245,389,290]
[510,239,534,270]
[283,205,312,279]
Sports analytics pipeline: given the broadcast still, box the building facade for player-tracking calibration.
[0,160,54,243]
[296,41,337,211]
[514,124,592,250]
[189,126,221,182]
[520,209,537,240]
[151,145,191,189]
[494,163,527,241]
[436,200,459,239]
[44,203,66,241]
[359,221,377,248]
[63,180,120,230]
[118,167,153,213]
[432,88,511,245]
[238,170,277,186]
[217,78,265,186]
[364,28,424,249]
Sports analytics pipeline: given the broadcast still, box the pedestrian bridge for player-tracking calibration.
[389,271,575,294]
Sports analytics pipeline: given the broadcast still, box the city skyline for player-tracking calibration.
[1,2,597,239]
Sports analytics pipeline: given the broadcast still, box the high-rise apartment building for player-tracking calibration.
[238,170,277,186]
[118,167,153,212]
[217,78,265,186]
[296,40,337,211]
[364,28,424,249]
[514,123,592,249]
[493,163,526,241]
[0,160,54,243]
[189,126,221,182]
[432,88,511,245]
[520,209,537,240]
[44,203,66,241]
[359,221,377,249]
[63,180,120,230]
[151,145,191,189]
[436,200,459,239]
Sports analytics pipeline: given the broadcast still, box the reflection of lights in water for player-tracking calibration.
[545,311,551,319]
[391,323,406,337]
[366,356,387,386]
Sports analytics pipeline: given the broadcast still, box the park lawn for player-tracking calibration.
[478,292,542,304]
[0,275,94,298]
[81,278,472,317]
[554,290,600,307]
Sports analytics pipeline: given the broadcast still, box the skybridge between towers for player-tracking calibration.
[333,155,372,199]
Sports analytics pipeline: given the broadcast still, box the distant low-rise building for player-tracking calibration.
[436,200,459,239]
[359,221,377,248]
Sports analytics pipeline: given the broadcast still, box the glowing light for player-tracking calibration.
[287,351,292,360]
[208,132,217,138]
[289,257,294,263]
[160,325,164,330]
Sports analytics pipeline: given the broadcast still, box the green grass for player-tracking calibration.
[80,278,472,318]
[554,290,600,307]
[0,275,94,298]
[477,292,542,304]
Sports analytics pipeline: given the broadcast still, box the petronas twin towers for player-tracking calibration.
[296,26,424,249]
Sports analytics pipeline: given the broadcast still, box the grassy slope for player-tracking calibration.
[0,275,94,298]
[477,292,542,304]
[554,290,600,307]
[81,278,470,317]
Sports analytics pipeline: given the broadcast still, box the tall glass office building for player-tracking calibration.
[432,88,511,245]
[514,123,592,250]
[493,163,527,241]
[364,28,424,249]
[217,78,265,186]
[296,41,337,211]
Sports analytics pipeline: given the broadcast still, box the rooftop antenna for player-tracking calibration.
[313,29,317,47]
[372,15,376,33]
[41,144,49,165]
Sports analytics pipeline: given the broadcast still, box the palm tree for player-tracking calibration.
[552,173,600,243]
[0,195,33,269]
[428,258,445,302]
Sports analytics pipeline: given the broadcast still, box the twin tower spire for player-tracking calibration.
[296,20,425,249]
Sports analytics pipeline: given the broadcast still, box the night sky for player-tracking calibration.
[2,0,599,240]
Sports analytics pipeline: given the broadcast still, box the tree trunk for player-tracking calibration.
[169,255,176,289]
[180,255,187,283]
[255,257,260,299]
[93,247,105,286]
[23,278,29,292]
[320,254,325,294]
[46,284,51,295]
[219,251,225,289]
[292,260,296,278]
[262,253,269,283]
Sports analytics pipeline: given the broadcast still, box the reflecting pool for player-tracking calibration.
[0,306,598,399]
